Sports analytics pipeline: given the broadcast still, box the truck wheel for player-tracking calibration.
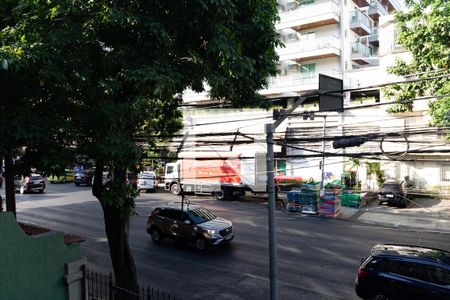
[170,183,181,195]
[216,187,232,201]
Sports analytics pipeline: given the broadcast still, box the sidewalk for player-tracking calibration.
[338,197,450,233]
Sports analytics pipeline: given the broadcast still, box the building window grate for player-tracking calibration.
[442,164,450,182]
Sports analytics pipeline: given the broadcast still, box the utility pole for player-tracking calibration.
[267,75,343,300]
[266,123,277,300]
[320,115,327,190]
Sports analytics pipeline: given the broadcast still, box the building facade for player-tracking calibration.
[176,1,450,193]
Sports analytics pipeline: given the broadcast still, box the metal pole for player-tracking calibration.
[320,116,327,190]
[265,123,278,300]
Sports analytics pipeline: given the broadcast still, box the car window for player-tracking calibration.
[166,209,183,221]
[384,260,416,278]
[30,175,42,180]
[367,258,387,271]
[157,209,170,218]
[382,184,402,191]
[188,208,216,224]
[423,266,450,286]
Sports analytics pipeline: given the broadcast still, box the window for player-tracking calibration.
[299,32,315,41]
[425,266,450,286]
[298,0,314,6]
[165,209,183,221]
[384,260,416,278]
[441,164,450,182]
[166,165,174,175]
[368,258,387,271]
[300,63,316,73]
[188,208,216,224]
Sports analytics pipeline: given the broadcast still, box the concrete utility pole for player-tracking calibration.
[265,123,277,300]
[268,94,310,300]
[320,115,327,190]
[267,77,342,300]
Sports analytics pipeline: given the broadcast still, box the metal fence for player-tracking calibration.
[87,270,181,300]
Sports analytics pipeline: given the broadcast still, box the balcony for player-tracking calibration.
[379,0,402,12]
[368,28,379,47]
[368,1,388,21]
[351,42,378,65]
[349,10,371,36]
[276,1,340,32]
[353,0,370,7]
[277,35,341,62]
[261,69,342,96]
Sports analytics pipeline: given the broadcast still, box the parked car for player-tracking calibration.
[355,244,450,300]
[91,171,112,186]
[14,174,46,194]
[147,203,234,251]
[48,169,76,183]
[74,169,95,186]
[137,171,156,193]
[378,181,407,208]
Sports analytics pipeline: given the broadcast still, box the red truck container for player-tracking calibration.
[164,152,267,200]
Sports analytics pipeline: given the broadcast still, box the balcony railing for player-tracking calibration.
[349,10,372,36]
[368,1,388,19]
[368,27,379,46]
[351,42,371,57]
[350,10,371,28]
[278,0,340,27]
[267,69,342,89]
[277,35,340,57]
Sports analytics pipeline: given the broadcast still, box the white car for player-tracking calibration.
[137,171,156,193]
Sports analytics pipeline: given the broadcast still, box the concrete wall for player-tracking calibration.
[0,213,81,300]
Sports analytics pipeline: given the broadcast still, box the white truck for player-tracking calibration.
[164,152,267,200]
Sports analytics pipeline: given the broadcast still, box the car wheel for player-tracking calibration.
[19,186,25,194]
[150,228,163,244]
[369,291,391,300]
[399,199,407,208]
[75,183,80,186]
[195,237,208,251]
[170,183,181,195]
[62,177,67,183]
[39,189,44,193]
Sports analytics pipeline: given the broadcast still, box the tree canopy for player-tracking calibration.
[1,0,280,294]
[385,0,450,127]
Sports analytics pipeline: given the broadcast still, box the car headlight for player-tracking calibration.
[206,229,216,235]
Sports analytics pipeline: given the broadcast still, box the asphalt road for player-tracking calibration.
[8,182,450,300]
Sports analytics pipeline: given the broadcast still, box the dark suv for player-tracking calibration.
[378,181,407,208]
[147,203,234,251]
[355,244,450,300]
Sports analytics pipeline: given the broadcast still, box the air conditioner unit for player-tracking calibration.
[286,64,300,72]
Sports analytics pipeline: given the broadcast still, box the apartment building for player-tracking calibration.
[177,1,449,191]
[183,0,402,103]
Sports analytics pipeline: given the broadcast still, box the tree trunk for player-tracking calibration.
[92,161,139,299]
[5,155,16,217]
[102,204,138,298]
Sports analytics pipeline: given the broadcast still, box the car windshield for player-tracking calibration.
[30,175,42,180]
[138,172,154,179]
[383,184,401,191]
[188,208,216,224]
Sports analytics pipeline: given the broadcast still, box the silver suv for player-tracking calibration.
[147,203,234,251]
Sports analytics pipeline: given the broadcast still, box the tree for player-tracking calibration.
[0,0,78,216]
[384,0,450,127]
[3,0,280,295]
